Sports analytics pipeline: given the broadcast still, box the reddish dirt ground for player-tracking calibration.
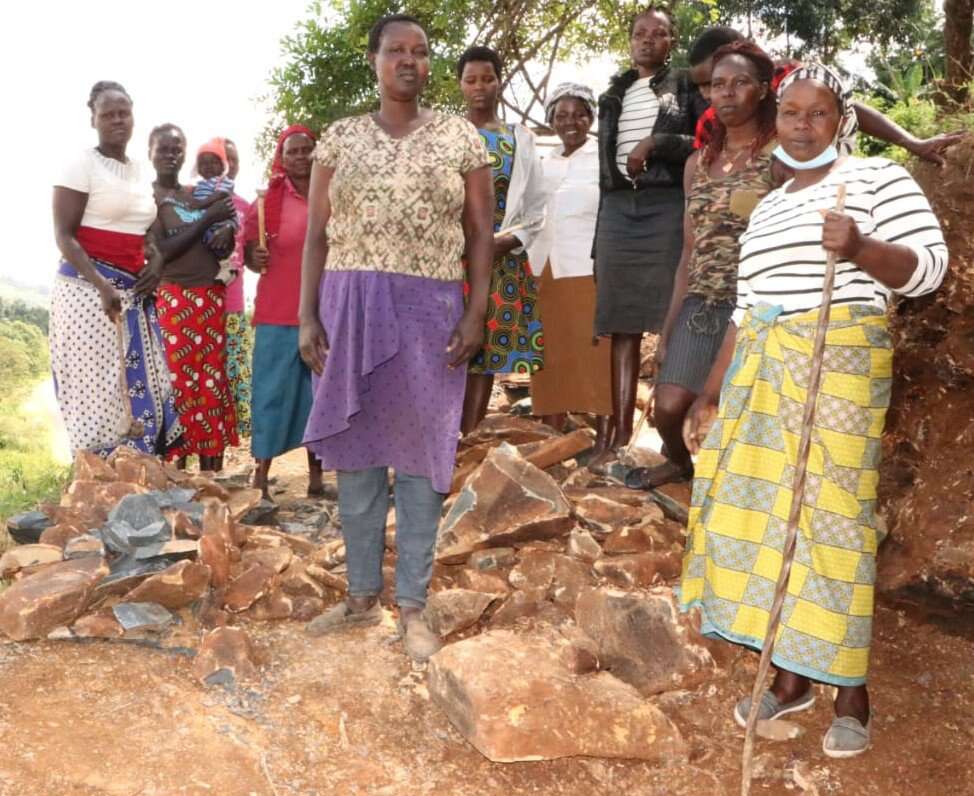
[1,450,972,796]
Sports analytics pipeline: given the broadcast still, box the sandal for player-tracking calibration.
[624,462,693,491]
[305,599,382,637]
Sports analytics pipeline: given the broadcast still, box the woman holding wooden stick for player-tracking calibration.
[243,125,324,499]
[457,45,547,434]
[680,64,948,758]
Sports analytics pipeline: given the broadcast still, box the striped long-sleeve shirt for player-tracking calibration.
[614,78,660,176]
[733,157,948,326]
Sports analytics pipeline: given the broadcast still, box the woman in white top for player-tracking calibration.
[457,45,547,433]
[50,81,185,456]
[528,83,612,454]
[681,64,948,758]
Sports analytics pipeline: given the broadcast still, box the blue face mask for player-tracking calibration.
[773,143,839,171]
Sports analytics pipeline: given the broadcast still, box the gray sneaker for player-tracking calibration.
[305,600,382,637]
[398,614,442,662]
[822,716,870,758]
[734,689,816,728]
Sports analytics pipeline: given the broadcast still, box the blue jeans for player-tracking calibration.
[336,467,445,609]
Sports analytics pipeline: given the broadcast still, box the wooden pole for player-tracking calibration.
[740,184,847,796]
[256,188,268,275]
[115,315,144,439]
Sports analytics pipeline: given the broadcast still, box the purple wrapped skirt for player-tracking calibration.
[303,270,466,494]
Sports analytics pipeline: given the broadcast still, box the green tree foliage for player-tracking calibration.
[0,320,49,402]
[0,297,49,335]
[719,0,927,61]
[265,0,721,145]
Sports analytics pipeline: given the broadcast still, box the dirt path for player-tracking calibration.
[1,446,972,796]
[0,596,972,795]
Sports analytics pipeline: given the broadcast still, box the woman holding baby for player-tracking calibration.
[149,123,240,472]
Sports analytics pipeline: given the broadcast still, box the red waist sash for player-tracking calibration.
[76,226,145,273]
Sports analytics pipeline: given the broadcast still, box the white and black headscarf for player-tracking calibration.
[544,82,597,125]
[776,62,859,156]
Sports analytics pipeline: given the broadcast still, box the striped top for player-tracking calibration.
[733,157,947,326]
[615,78,660,175]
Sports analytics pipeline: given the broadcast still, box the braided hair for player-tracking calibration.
[87,80,130,112]
[629,5,676,36]
[702,41,777,167]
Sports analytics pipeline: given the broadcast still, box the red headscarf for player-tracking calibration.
[263,124,317,238]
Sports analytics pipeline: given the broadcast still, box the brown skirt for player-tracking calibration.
[531,264,612,416]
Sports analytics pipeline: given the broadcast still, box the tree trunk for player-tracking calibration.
[943,0,974,102]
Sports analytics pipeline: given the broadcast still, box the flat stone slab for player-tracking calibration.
[113,601,175,633]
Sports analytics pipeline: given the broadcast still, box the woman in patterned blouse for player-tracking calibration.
[298,14,494,662]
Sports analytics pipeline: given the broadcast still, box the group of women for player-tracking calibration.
[52,84,325,498]
[52,6,957,757]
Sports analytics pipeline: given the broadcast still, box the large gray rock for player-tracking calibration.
[427,628,686,763]
[6,511,54,545]
[100,519,171,555]
[108,493,167,530]
[437,445,573,564]
[575,587,716,696]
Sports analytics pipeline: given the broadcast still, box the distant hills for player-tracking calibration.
[0,277,50,310]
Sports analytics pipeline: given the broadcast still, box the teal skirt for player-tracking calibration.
[251,324,313,459]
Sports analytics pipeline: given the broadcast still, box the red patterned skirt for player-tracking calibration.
[156,283,239,458]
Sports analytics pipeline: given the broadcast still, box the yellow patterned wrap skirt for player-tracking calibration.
[679,303,892,686]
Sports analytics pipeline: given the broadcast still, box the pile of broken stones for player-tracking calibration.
[1,415,732,765]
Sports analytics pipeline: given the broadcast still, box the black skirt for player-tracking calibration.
[594,186,685,335]
[657,295,735,394]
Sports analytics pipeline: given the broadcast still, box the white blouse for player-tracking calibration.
[734,157,947,326]
[529,138,599,279]
[56,148,157,235]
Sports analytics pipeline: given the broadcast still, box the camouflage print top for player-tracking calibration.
[685,146,776,303]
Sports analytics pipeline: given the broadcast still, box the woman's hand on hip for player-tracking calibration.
[446,309,485,369]
[683,393,718,456]
[298,317,330,376]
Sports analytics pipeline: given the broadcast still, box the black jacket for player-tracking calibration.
[597,66,705,192]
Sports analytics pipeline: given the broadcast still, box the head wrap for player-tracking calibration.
[775,62,858,156]
[196,137,229,174]
[544,82,597,125]
[264,124,317,239]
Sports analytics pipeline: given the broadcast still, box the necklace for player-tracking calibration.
[718,140,757,174]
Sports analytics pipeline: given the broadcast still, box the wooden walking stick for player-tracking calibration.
[256,187,268,274]
[115,315,145,439]
[624,384,654,456]
[740,184,847,796]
